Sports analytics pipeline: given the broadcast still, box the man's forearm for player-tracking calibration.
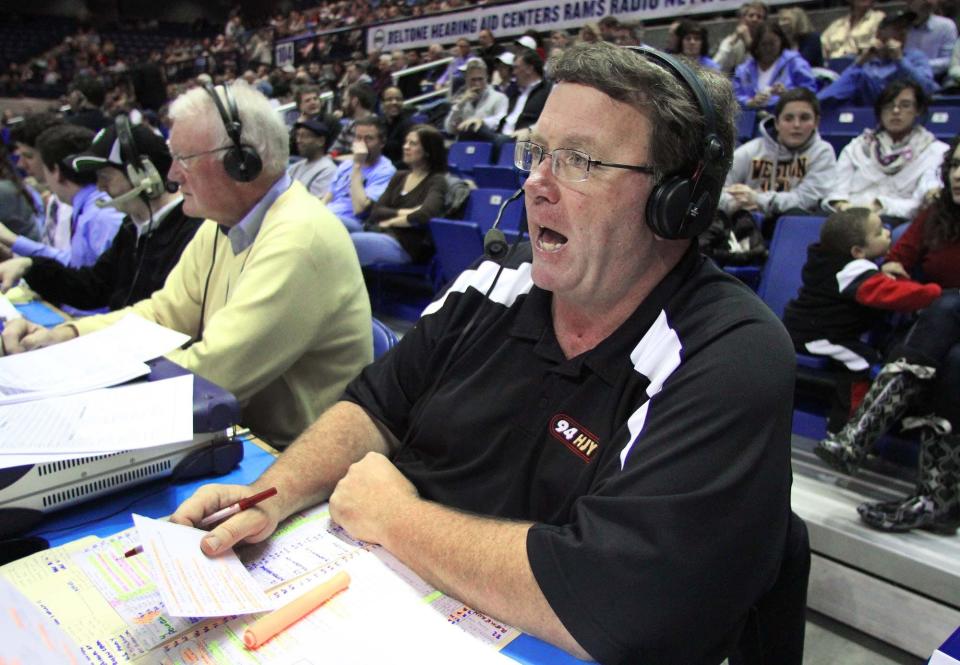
[350,167,371,216]
[259,402,393,519]
[382,500,591,660]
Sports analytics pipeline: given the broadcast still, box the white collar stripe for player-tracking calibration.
[619,310,683,469]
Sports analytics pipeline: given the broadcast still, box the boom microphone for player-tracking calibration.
[95,181,150,208]
[482,188,524,260]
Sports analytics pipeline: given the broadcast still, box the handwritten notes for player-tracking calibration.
[132,514,275,617]
[0,576,86,664]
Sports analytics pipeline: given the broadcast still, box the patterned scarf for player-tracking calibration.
[862,125,937,175]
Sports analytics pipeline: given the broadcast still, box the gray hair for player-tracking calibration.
[548,41,736,182]
[168,80,289,178]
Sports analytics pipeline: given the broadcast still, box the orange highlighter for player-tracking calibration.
[243,571,351,649]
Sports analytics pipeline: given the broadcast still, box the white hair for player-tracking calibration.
[168,80,289,178]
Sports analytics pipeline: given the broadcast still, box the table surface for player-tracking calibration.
[15,299,585,664]
[26,438,585,664]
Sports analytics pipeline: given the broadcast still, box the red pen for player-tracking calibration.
[200,487,278,527]
[123,487,278,557]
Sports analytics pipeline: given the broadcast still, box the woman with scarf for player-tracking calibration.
[816,136,960,534]
[826,79,949,226]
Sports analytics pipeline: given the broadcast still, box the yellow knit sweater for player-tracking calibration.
[70,182,373,446]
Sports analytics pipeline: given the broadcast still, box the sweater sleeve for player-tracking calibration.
[68,221,214,339]
[854,272,942,310]
[828,143,856,205]
[369,172,405,223]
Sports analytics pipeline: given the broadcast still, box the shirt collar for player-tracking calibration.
[228,173,292,254]
[509,243,699,385]
[71,184,100,213]
[133,195,183,238]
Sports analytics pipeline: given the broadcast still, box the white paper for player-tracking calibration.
[0,314,189,404]
[0,292,22,322]
[0,576,87,664]
[132,514,276,618]
[0,375,193,452]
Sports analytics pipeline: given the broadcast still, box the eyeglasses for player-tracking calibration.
[514,141,655,183]
[882,100,917,112]
[170,146,231,170]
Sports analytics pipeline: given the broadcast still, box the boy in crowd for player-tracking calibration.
[721,88,837,237]
[783,208,942,429]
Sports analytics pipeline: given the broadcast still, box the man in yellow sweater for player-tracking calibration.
[1,81,373,447]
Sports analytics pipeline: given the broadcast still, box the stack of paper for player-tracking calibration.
[0,315,195,466]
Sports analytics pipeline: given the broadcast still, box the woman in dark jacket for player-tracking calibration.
[351,124,448,265]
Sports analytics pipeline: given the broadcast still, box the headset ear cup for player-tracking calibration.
[645,176,691,240]
[223,145,262,182]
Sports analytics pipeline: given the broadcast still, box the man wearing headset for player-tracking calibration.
[169,43,796,663]
[0,119,202,310]
[2,82,372,448]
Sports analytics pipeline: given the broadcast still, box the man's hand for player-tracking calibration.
[770,82,787,95]
[881,261,910,279]
[329,452,418,546]
[0,222,17,248]
[351,138,369,165]
[0,257,32,292]
[0,319,76,354]
[170,483,285,557]
[457,118,484,133]
[735,22,752,44]
[832,199,851,211]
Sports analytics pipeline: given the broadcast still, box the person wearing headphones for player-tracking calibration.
[0,118,202,311]
[0,124,124,267]
[166,43,797,664]
[1,81,372,448]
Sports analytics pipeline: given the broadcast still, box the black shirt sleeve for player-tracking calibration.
[24,222,130,310]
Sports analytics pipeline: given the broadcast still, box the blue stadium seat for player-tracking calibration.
[757,215,830,371]
[737,109,757,144]
[372,317,398,359]
[926,106,960,140]
[472,165,520,188]
[429,218,485,283]
[495,142,517,167]
[819,107,874,155]
[448,141,493,176]
[462,188,523,232]
[891,221,911,245]
[826,56,855,74]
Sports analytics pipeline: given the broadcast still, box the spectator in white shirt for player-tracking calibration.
[443,58,509,136]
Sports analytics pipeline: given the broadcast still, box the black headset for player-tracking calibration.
[627,46,728,240]
[202,82,263,182]
[115,114,164,201]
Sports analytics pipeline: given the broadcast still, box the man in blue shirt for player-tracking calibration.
[817,11,939,109]
[323,117,396,233]
[0,124,122,267]
[905,0,958,77]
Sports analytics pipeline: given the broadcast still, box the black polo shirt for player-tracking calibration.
[343,243,795,665]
